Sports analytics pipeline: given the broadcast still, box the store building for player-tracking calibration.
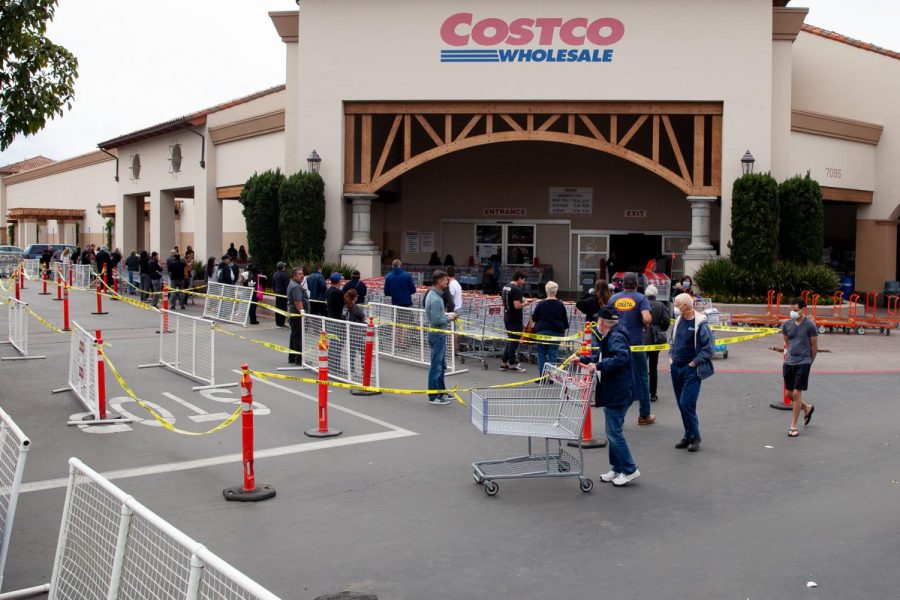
[2,0,898,292]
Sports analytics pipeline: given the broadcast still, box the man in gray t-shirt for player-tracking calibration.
[781,297,818,437]
[286,268,309,365]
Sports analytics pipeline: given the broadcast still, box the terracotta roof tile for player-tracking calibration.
[0,155,55,175]
[801,24,900,61]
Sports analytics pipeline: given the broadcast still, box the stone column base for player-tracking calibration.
[683,250,717,279]
[340,247,381,279]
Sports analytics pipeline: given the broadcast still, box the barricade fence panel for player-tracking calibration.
[6,297,28,356]
[203,282,253,327]
[72,264,94,288]
[51,261,71,283]
[48,458,281,600]
[66,321,100,418]
[23,259,40,280]
[366,303,464,375]
[0,255,18,278]
[0,407,30,590]
[300,314,379,388]
[159,310,216,386]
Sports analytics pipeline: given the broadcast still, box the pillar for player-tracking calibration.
[150,190,176,254]
[683,196,718,277]
[340,193,381,278]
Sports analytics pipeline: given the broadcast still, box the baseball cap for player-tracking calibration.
[330,272,342,283]
[623,273,638,288]
[597,306,618,321]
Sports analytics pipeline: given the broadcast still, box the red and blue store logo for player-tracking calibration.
[440,13,625,63]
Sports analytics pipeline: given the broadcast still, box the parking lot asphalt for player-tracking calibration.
[1,279,899,599]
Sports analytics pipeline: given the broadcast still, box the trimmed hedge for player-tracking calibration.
[779,173,824,264]
[240,169,284,277]
[695,257,839,299]
[279,171,326,264]
[729,173,779,272]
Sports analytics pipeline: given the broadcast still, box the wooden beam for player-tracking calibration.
[415,114,444,147]
[618,115,648,148]
[404,115,412,161]
[445,114,452,144]
[662,115,691,182]
[486,114,493,134]
[361,114,372,184]
[652,116,660,162]
[500,114,524,132]
[526,115,534,132]
[693,115,705,187]
[537,115,561,133]
[610,115,618,145]
[711,115,722,191]
[820,186,874,204]
[568,114,575,135]
[345,101,724,115]
[579,115,606,142]
[457,115,482,141]
[216,185,244,200]
[344,115,355,184]
[373,115,402,181]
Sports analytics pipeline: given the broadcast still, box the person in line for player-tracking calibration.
[342,269,368,305]
[446,266,463,314]
[273,262,291,327]
[669,293,715,452]
[609,273,655,425]
[344,288,366,378]
[580,306,640,486]
[166,251,186,309]
[383,259,416,308]
[424,270,458,405]
[305,266,328,316]
[95,246,112,286]
[226,243,238,260]
[40,246,53,272]
[783,297,817,437]
[216,255,237,285]
[147,251,163,308]
[482,254,501,295]
[576,278,613,321]
[238,245,248,262]
[110,248,122,289]
[500,270,531,372]
[286,267,309,365]
[644,284,671,402]
[324,273,345,372]
[139,250,151,302]
[527,280,568,375]
[428,251,441,266]
[325,272,344,320]
[245,264,263,325]
[205,257,217,281]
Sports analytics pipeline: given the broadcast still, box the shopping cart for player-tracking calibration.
[704,308,731,359]
[470,364,595,496]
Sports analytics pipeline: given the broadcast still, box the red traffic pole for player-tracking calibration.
[95,330,107,420]
[352,316,381,396]
[306,330,342,438]
[18,262,25,290]
[92,266,108,315]
[112,267,119,298]
[569,336,606,448]
[162,283,170,332]
[55,266,63,301]
[224,363,275,502]
[770,340,792,410]
[14,271,20,301]
[40,265,50,295]
[62,277,70,331]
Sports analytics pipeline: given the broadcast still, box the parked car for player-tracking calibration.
[21,243,77,260]
[0,245,23,254]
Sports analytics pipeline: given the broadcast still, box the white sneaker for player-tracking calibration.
[599,470,618,483]
[612,469,640,486]
[428,396,451,406]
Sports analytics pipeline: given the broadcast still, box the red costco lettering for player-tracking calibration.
[441,13,625,47]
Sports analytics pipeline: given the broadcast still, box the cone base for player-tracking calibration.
[351,389,382,396]
[92,312,109,315]
[769,402,793,411]
[568,438,607,448]
[223,484,276,502]
[305,428,342,438]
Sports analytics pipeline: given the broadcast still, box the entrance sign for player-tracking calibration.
[550,188,593,216]
[483,208,527,217]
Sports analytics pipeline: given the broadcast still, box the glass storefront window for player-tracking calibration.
[474,224,535,266]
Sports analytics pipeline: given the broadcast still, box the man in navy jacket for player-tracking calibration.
[581,306,640,487]
[383,259,416,307]
[669,293,715,452]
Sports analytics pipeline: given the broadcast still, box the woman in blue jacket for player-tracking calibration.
[580,306,640,487]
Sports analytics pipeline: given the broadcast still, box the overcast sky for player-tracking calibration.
[1,0,897,165]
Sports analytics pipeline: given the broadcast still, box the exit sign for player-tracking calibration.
[625,209,647,218]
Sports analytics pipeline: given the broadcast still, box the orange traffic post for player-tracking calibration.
[54,266,63,301]
[62,277,70,332]
[39,265,50,295]
[352,316,381,396]
[224,363,276,502]
[770,341,792,410]
[306,330,342,438]
[92,266,108,315]
[569,334,607,449]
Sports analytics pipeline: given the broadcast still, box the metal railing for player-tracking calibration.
[57,321,100,417]
[21,260,39,281]
[2,297,46,361]
[366,302,466,375]
[203,282,253,327]
[300,314,380,388]
[0,407,30,592]
[158,310,216,387]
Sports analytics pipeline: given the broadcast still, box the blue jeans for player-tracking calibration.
[671,363,702,441]
[631,352,651,417]
[604,403,637,475]
[427,332,447,399]
[128,270,138,294]
[536,341,559,376]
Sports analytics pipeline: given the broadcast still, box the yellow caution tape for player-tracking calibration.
[101,349,242,435]
[25,306,66,334]
[212,325,301,355]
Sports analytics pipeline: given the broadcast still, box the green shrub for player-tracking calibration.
[240,169,285,278]
[290,256,356,280]
[729,173,779,272]
[695,257,839,301]
[279,171,326,263]
[779,173,824,264]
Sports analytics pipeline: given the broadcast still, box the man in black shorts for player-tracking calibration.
[782,297,817,437]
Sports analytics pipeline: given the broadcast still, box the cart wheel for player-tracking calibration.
[484,481,499,496]
[817,325,826,335]
[473,472,484,484]
[558,460,571,473]
[722,350,729,359]
[482,362,489,370]
[460,356,466,364]
[856,326,866,335]
[580,478,594,493]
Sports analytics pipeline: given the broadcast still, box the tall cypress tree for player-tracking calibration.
[729,173,779,272]
[240,169,284,277]
[778,173,824,264]
[279,171,326,263]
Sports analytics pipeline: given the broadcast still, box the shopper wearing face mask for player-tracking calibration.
[782,297,817,437]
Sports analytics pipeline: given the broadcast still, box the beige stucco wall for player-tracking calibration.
[207,90,286,130]
[789,131,876,190]
[293,0,774,261]
[214,131,285,188]
[792,31,899,221]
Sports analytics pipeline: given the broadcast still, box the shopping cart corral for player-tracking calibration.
[470,365,595,496]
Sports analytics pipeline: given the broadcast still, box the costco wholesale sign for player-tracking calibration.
[440,13,625,63]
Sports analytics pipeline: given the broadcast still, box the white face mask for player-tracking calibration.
[790,310,800,319]
[682,281,691,288]
[674,307,682,317]
[608,284,615,291]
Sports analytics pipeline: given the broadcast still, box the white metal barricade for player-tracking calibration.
[50,261,70,284]
[52,322,105,422]
[139,310,232,390]
[22,259,39,281]
[1,297,46,361]
[367,302,466,375]
[71,264,93,288]
[0,407,30,591]
[203,281,253,327]
[47,457,280,600]
[297,314,380,387]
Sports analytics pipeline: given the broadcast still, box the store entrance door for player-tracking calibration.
[609,234,662,274]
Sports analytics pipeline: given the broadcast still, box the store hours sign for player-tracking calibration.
[549,187,593,216]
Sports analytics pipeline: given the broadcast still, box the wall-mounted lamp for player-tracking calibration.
[740,150,755,176]
[307,150,322,174]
